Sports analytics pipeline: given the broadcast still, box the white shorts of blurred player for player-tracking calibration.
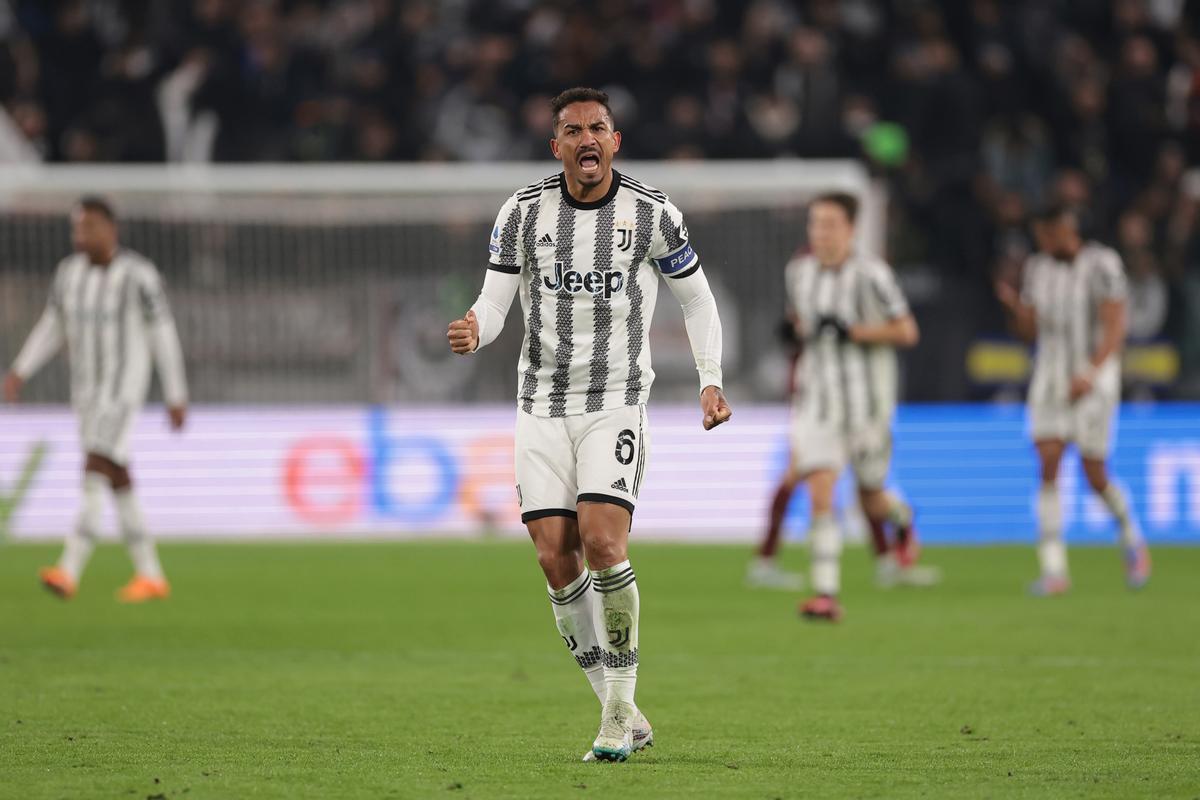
[790,417,892,490]
[76,402,137,466]
[515,404,650,524]
[1029,391,1117,459]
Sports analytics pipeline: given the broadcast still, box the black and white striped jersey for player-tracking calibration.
[487,170,701,417]
[784,251,910,428]
[1021,242,1127,405]
[12,249,188,408]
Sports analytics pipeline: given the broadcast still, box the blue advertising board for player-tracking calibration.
[782,403,1200,544]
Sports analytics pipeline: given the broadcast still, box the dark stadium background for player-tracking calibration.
[1,0,1198,402]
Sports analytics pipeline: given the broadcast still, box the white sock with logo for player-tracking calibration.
[60,472,105,582]
[548,569,606,703]
[591,560,639,709]
[115,488,164,580]
[1037,484,1068,578]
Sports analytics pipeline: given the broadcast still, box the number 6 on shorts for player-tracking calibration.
[615,429,636,465]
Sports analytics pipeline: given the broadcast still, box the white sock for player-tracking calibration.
[809,514,842,595]
[114,488,164,580]
[547,569,606,704]
[60,472,105,582]
[1037,484,1068,578]
[591,560,639,709]
[1099,482,1141,547]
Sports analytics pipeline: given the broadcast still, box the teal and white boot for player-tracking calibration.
[590,697,635,762]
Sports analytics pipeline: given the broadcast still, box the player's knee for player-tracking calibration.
[111,468,131,490]
[533,543,578,584]
[1038,463,1059,485]
[857,487,886,520]
[581,535,626,572]
[1082,461,1108,493]
[85,453,129,488]
[1038,456,1064,484]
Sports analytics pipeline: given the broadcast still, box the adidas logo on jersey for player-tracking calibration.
[537,233,554,247]
[543,261,625,299]
[610,478,629,493]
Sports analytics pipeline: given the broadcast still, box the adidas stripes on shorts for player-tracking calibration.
[515,404,649,524]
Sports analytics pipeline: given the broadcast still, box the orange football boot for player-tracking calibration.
[39,566,77,599]
[116,575,171,603]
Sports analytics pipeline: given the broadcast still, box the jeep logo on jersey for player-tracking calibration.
[543,261,625,298]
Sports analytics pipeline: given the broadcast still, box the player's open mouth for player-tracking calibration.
[578,152,601,174]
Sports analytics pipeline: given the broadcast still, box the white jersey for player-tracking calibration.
[488,170,702,417]
[1021,242,1126,405]
[784,251,910,429]
[12,249,188,408]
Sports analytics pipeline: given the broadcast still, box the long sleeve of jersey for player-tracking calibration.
[137,268,189,406]
[665,265,724,391]
[12,302,65,380]
[469,268,520,352]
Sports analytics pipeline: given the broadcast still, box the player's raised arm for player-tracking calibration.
[136,264,189,429]
[5,271,68,402]
[653,203,730,430]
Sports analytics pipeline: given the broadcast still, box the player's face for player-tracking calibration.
[71,208,117,260]
[807,202,854,264]
[1033,218,1080,261]
[551,101,621,189]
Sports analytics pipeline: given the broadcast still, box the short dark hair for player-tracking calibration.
[811,192,859,224]
[75,195,117,223]
[1032,202,1077,226]
[550,87,614,134]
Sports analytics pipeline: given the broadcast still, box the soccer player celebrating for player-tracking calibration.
[995,205,1151,594]
[447,87,730,762]
[783,193,934,622]
[3,197,187,603]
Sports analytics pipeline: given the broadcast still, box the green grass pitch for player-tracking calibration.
[1,541,1198,799]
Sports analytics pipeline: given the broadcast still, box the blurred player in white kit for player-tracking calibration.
[3,196,188,602]
[780,193,936,622]
[996,204,1151,594]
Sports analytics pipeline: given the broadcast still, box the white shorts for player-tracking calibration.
[78,402,137,466]
[790,417,892,489]
[1029,391,1116,459]
[515,404,649,524]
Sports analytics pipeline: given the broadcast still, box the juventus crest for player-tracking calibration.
[616,221,634,251]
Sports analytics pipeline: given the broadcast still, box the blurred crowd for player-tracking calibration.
[2,0,1200,373]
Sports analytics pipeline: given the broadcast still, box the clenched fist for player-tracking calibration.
[447,309,480,354]
[701,385,732,430]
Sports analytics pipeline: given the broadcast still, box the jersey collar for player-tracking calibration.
[559,169,622,210]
